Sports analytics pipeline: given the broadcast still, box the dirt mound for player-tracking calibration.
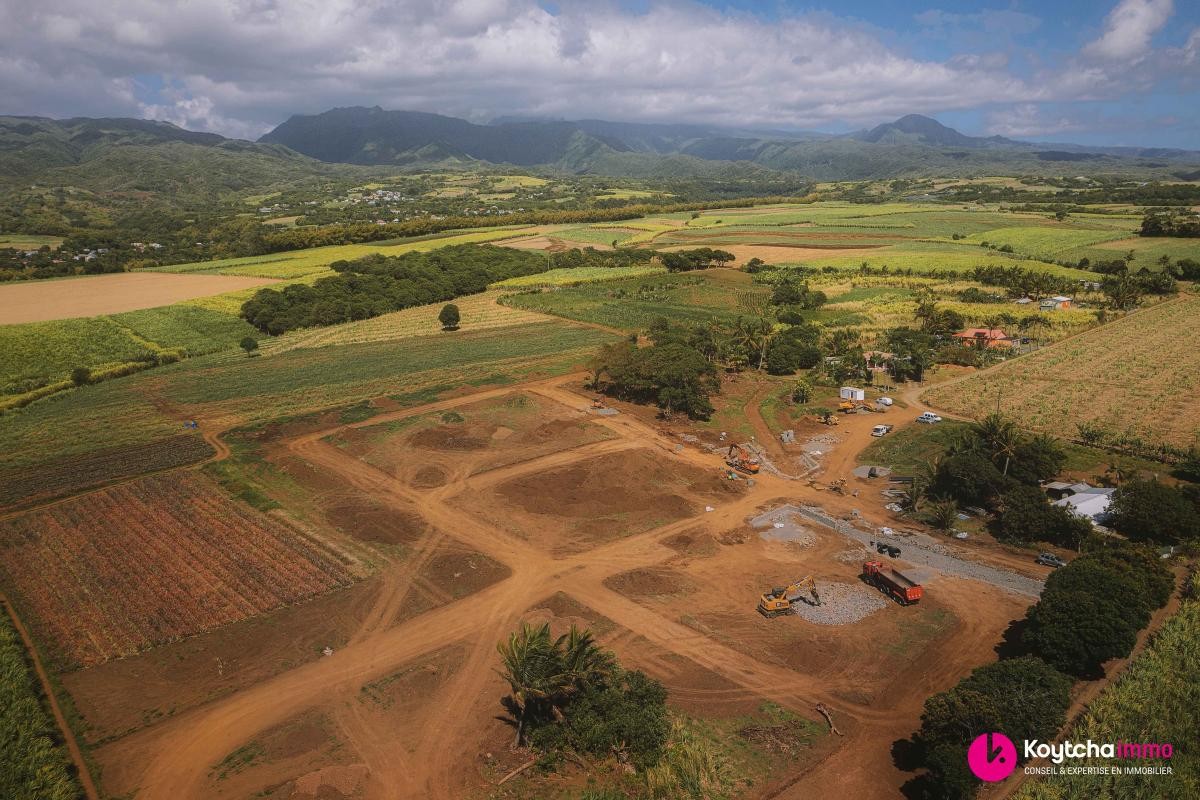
[497,449,700,519]
[420,549,511,598]
[409,424,490,451]
[605,567,695,600]
[410,466,448,489]
[325,499,427,545]
[523,417,589,444]
[662,528,720,558]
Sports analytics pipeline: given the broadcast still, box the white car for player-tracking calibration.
[877,397,894,406]
[871,424,893,437]
[916,412,942,424]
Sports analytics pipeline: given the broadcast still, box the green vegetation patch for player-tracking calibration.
[0,316,156,392]
[112,305,260,357]
[1013,600,1200,800]
[0,613,82,800]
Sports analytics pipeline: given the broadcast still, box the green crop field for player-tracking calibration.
[0,318,615,478]
[112,305,261,356]
[153,228,534,279]
[782,242,1095,278]
[550,226,640,246]
[0,317,157,392]
[492,265,665,288]
[502,269,762,332]
[1065,236,1200,269]
[960,226,1130,258]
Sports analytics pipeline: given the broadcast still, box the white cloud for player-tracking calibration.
[985,104,1086,138]
[1084,0,1173,62]
[0,0,1191,139]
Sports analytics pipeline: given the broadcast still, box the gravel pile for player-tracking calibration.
[789,582,887,625]
[833,546,871,564]
[751,506,817,546]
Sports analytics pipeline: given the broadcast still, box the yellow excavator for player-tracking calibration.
[757,576,821,617]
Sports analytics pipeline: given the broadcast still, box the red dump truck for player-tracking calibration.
[862,561,923,605]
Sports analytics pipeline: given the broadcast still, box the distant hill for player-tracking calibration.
[0,116,361,200]
[260,108,1200,179]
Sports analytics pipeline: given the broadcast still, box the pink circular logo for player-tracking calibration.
[967,732,1017,782]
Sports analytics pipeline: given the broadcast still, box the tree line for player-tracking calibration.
[240,244,549,334]
[907,542,1174,799]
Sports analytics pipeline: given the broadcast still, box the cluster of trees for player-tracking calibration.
[1140,210,1200,238]
[547,247,657,270]
[915,414,1085,545]
[911,657,1072,799]
[240,244,547,334]
[1021,544,1174,677]
[0,615,82,800]
[911,543,1173,798]
[590,331,720,419]
[659,248,735,272]
[1107,478,1200,544]
[771,278,827,310]
[497,622,669,769]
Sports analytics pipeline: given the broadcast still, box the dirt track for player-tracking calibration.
[91,374,1040,800]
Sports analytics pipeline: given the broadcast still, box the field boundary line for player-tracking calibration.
[1,592,100,800]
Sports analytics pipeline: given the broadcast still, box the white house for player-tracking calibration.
[1054,487,1116,524]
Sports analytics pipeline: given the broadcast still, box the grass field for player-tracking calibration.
[502,269,761,331]
[960,226,1132,258]
[1064,236,1200,270]
[0,317,157,391]
[781,242,1095,278]
[153,228,535,279]
[924,294,1200,448]
[0,234,64,250]
[0,317,613,465]
[251,290,550,357]
[1014,600,1200,800]
[491,265,665,288]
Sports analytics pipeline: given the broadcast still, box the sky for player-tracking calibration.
[1,0,1198,147]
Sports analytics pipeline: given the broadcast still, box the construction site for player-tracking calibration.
[35,371,1054,800]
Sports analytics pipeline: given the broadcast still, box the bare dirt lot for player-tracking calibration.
[45,375,1042,800]
[0,271,278,323]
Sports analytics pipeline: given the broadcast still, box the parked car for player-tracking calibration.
[876,542,901,558]
[871,424,894,437]
[877,397,894,406]
[1036,552,1067,568]
[916,412,942,424]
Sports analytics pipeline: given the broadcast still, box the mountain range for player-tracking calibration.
[258,107,1200,179]
[3,109,1199,198]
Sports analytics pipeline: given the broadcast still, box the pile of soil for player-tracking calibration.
[325,499,427,545]
[410,466,447,489]
[662,529,720,558]
[605,567,695,600]
[409,424,490,451]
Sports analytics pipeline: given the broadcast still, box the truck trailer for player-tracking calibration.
[862,560,923,605]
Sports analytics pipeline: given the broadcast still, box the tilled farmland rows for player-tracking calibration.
[0,472,359,667]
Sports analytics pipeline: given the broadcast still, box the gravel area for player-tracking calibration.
[794,505,1045,598]
[789,581,887,625]
[751,506,816,546]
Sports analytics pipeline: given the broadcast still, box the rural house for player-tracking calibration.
[1040,295,1072,311]
[1053,486,1117,524]
[951,328,1013,349]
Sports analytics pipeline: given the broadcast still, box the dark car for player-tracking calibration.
[876,542,901,558]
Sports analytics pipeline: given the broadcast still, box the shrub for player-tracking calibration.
[1108,479,1200,544]
[916,657,1072,800]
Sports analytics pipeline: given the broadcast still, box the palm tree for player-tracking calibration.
[972,413,1022,475]
[556,626,614,694]
[496,622,567,747]
[927,499,960,532]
